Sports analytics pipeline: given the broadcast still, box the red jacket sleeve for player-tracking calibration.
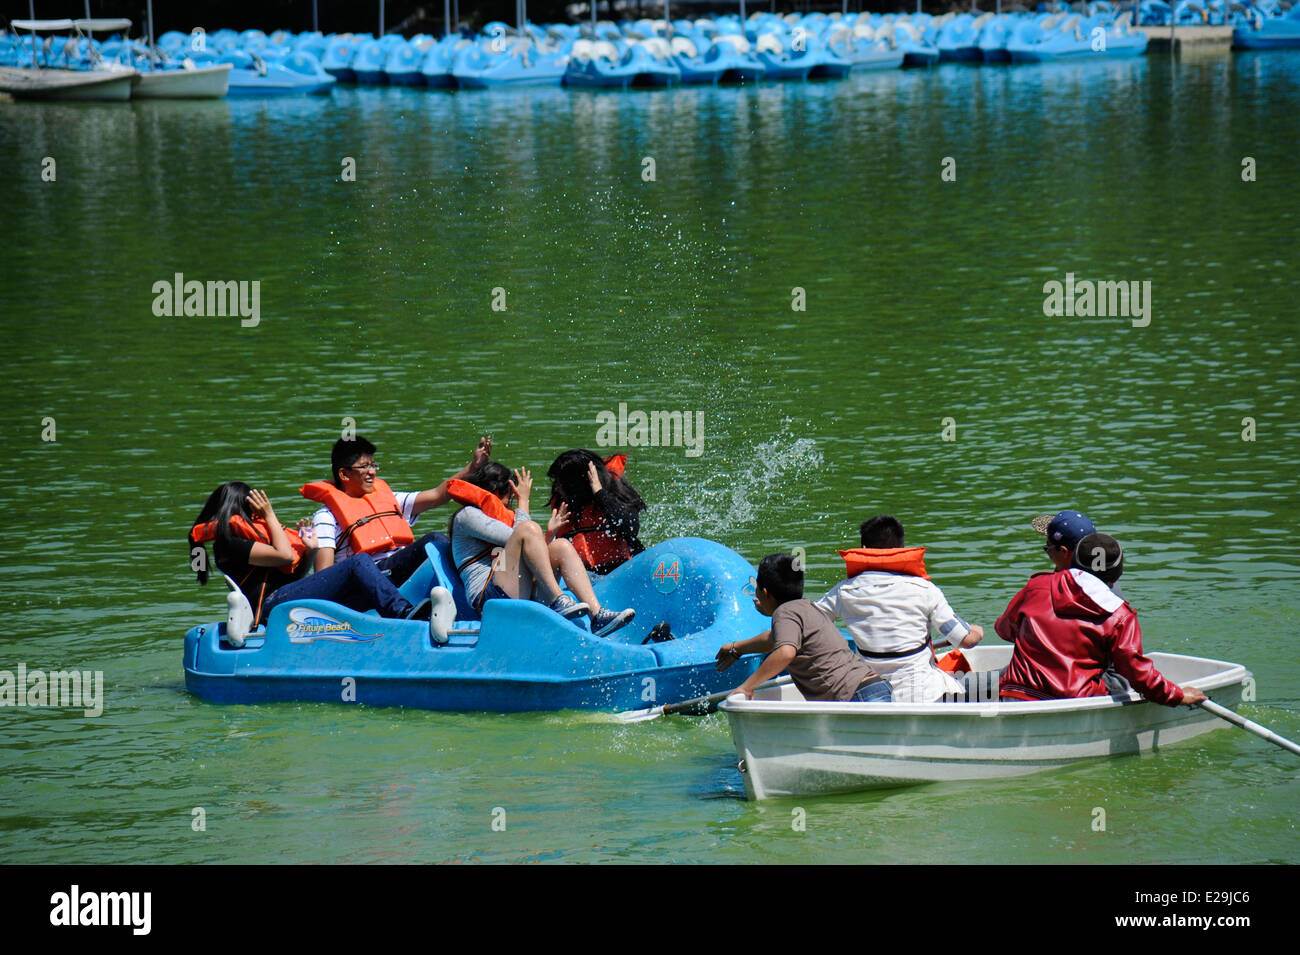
[1106,608,1184,706]
[995,585,1027,643]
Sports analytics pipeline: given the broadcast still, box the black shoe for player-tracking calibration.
[642,621,674,644]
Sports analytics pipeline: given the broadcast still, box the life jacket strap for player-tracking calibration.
[456,546,495,575]
[341,509,403,546]
[239,567,270,627]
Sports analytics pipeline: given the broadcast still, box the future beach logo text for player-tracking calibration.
[286,607,383,645]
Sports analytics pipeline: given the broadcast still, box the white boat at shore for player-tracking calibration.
[0,64,135,100]
[132,62,231,99]
[720,646,1250,800]
[1,16,228,101]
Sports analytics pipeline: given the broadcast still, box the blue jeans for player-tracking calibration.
[374,532,448,587]
[851,678,893,702]
[262,554,414,622]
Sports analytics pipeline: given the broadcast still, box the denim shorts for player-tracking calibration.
[473,581,510,611]
[851,678,893,702]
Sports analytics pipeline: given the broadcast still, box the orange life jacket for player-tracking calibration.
[554,454,633,574]
[445,479,516,526]
[300,478,415,556]
[568,503,632,574]
[446,479,518,586]
[839,546,931,580]
[189,514,309,575]
[937,648,971,674]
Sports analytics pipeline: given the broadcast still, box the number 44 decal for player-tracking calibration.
[652,553,682,594]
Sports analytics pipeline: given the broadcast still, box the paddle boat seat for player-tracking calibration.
[396,539,480,623]
[671,36,698,58]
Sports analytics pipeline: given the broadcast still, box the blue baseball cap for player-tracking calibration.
[1032,511,1096,551]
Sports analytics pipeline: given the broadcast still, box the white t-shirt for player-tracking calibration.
[311,490,419,562]
[814,571,972,703]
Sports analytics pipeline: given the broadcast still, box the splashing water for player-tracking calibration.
[651,425,824,542]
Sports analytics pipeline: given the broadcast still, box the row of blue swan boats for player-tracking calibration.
[3,2,1296,100]
[1138,0,1300,46]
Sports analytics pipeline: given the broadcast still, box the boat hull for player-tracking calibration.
[722,647,1250,799]
[131,64,231,99]
[185,538,765,713]
[1233,25,1300,49]
[0,66,135,101]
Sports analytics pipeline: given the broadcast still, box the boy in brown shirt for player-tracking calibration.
[716,554,892,702]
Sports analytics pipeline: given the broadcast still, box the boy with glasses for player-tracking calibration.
[303,435,491,586]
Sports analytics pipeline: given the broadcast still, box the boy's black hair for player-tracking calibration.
[463,461,513,497]
[332,437,377,487]
[1072,533,1124,586]
[757,554,804,605]
[860,515,905,549]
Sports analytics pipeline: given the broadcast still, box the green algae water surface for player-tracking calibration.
[1,51,1297,864]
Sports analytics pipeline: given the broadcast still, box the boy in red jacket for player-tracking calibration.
[996,533,1206,706]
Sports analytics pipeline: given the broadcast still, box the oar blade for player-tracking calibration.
[614,705,665,724]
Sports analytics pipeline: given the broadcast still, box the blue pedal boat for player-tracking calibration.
[1234,7,1300,48]
[184,538,765,712]
[453,40,567,88]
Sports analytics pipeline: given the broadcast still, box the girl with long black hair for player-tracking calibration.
[546,449,646,575]
[188,482,418,629]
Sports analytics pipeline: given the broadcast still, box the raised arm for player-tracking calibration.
[411,436,493,517]
[245,490,297,566]
[588,462,642,541]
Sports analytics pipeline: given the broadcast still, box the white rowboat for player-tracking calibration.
[0,65,136,101]
[131,63,231,99]
[720,646,1251,800]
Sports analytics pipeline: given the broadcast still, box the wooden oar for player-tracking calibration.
[616,677,792,724]
[1199,699,1300,757]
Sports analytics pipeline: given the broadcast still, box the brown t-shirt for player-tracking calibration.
[771,599,876,702]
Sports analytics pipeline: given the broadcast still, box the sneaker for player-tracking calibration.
[591,606,635,638]
[548,593,590,620]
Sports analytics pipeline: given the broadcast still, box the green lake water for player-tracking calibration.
[1,50,1298,864]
